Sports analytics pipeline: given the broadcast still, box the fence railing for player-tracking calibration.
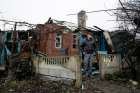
[43,56,69,65]
[33,54,69,65]
[99,54,121,66]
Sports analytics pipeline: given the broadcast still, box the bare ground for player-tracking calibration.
[82,75,140,93]
[0,70,140,93]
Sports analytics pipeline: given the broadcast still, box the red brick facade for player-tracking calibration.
[35,23,79,56]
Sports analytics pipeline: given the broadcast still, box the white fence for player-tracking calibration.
[38,56,69,65]
[32,54,81,88]
[99,53,121,79]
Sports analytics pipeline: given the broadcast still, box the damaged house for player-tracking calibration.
[34,18,79,56]
[34,11,113,57]
[32,10,121,85]
[0,10,122,86]
[0,30,33,70]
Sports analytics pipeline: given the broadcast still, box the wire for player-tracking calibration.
[0,19,36,26]
[67,8,140,16]
[0,19,36,30]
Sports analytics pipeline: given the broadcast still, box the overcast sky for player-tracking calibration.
[0,0,118,31]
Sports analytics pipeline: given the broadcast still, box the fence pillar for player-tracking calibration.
[65,55,82,88]
[75,55,82,88]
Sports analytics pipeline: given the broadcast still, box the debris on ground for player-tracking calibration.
[0,69,79,93]
[0,77,79,93]
[91,77,140,93]
[1,70,140,93]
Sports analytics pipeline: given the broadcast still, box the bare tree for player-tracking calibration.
[116,0,140,80]
[116,0,140,34]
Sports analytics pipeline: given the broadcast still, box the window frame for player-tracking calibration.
[72,34,78,48]
[55,33,62,48]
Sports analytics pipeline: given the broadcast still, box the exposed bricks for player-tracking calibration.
[35,23,79,56]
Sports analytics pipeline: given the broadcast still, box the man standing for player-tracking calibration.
[83,36,96,78]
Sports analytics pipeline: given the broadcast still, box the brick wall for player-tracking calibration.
[35,23,79,56]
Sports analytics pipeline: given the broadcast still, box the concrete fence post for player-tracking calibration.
[75,55,82,88]
[65,55,82,88]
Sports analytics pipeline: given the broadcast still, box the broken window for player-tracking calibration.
[72,34,78,48]
[18,32,29,41]
[5,42,18,53]
[55,33,62,48]
[6,32,12,41]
